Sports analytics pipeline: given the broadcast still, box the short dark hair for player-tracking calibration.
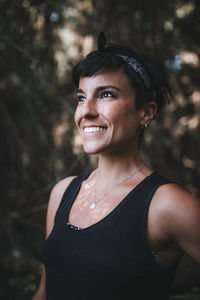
[72,42,172,112]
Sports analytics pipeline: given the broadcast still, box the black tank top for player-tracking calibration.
[43,171,179,300]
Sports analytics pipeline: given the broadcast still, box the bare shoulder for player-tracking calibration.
[46,176,77,238]
[153,182,200,214]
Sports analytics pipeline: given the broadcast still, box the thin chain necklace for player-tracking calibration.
[89,164,143,210]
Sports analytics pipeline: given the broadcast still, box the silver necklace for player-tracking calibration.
[89,164,143,210]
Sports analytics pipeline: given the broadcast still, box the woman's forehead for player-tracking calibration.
[78,68,134,92]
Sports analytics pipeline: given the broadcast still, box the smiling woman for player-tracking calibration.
[32,33,200,300]
[74,68,148,155]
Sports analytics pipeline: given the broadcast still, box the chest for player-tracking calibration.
[67,180,141,229]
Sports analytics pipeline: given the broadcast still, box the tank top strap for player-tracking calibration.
[54,171,91,223]
[144,172,174,206]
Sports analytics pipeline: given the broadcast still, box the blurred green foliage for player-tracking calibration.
[0,0,200,299]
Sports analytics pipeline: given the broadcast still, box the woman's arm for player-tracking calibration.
[32,265,46,300]
[168,186,200,263]
[32,176,76,300]
[153,183,200,263]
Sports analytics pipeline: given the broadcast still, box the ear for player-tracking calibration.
[140,101,158,128]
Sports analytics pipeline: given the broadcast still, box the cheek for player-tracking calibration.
[109,105,137,126]
[113,108,140,137]
[74,108,79,127]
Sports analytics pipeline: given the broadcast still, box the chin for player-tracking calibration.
[82,143,109,155]
[83,147,103,155]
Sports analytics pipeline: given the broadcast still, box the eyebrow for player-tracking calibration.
[76,85,120,94]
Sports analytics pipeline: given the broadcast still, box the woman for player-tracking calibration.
[33,33,200,300]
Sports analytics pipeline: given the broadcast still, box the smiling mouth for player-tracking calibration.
[83,126,107,133]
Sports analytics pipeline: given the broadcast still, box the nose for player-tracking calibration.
[80,98,98,119]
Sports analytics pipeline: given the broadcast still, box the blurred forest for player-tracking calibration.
[0,0,200,299]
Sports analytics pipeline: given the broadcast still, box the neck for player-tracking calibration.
[95,145,143,185]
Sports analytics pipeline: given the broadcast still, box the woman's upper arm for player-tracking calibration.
[170,189,200,263]
[154,184,200,263]
[46,176,76,238]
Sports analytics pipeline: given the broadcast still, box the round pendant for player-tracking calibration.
[90,202,96,210]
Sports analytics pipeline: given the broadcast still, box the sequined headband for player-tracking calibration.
[114,54,151,89]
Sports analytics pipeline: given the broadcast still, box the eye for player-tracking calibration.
[99,91,115,99]
[77,94,86,102]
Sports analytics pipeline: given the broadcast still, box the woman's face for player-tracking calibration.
[74,68,144,155]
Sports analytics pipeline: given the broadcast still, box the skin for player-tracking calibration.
[32,68,200,300]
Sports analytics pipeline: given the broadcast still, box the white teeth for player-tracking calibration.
[84,127,106,133]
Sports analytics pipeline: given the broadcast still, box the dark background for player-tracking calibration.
[0,0,200,299]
